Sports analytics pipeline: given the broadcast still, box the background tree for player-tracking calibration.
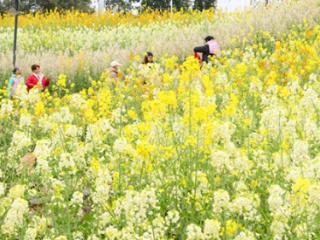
[37,0,93,12]
[0,0,93,13]
[141,0,191,11]
[193,0,216,11]
[105,0,135,12]
[0,0,11,15]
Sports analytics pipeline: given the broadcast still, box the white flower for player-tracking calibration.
[113,138,129,153]
[203,219,220,239]
[65,124,81,138]
[10,131,32,152]
[186,224,204,240]
[92,167,112,206]
[268,185,285,210]
[71,191,84,206]
[304,119,320,141]
[234,231,256,240]
[260,106,287,139]
[114,188,159,227]
[2,198,28,236]
[104,226,119,240]
[87,234,99,240]
[233,181,249,193]
[0,100,13,116]
[233,155,252,174]
[270,220,287,240]
[51,178,66,201]
[24,90,41,105]
[300,88,320,111]
[99,212,111,228]
[294,223,308,239]
[165,209,180,226]
[308,184,320,205]
[142,215,166,239]
[19,114,33,128]
[32,216,48,235]
[292,140,310,164]
[55,236,68,240]
[212,189,230,214]
[58,153,76,172]
[70,94,87,110]
[211,151,230,171]
[230,193,260,221]
[8,185,25,199]
[213,122,235,144]
[33,139,52,160]
[51,107,74,123]
[73,231,84,240]
[273,152,290,169]
[0,182,5,196]
[24,227,37,240]
[35,159,50,173]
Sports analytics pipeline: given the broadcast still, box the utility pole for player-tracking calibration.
[13,0,19,68]
[170,0,173,13]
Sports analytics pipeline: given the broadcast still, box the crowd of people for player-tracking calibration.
[7,36,220,98]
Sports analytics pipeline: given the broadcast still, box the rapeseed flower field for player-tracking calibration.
[1,1,320,239]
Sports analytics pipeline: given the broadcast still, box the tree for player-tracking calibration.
[0,0,93,13]
[105,0,135,12]
[193,0,216,11]
[141,0,190,11]
[36,0,93,12]
[141,0,169,11]
[0,0,12,15]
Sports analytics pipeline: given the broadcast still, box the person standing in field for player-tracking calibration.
[143,52,154,65]
[140,52,155,85]
[7,67,24,98]
[109,61,122,79]
[194,36,221,63]
[26,64,50,92]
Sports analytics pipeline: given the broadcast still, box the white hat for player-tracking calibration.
[110,61,122,67]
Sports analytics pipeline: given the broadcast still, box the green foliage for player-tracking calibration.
[36,0,93,12]
[193,0,216,11]
[0,0,217,13]
[140,0,193,11]
[105,0,136,12]
[0,0,93,13]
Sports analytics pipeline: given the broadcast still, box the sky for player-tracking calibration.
[216,0,252,12]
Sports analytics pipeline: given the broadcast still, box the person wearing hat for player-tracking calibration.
[194,36,221,63]
[110,61,122,79]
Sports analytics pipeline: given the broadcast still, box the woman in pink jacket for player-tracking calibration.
[194,36,221,63]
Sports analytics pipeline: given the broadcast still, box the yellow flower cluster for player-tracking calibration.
[0,10,214,29]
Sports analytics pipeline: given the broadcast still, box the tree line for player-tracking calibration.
[0,0,217,14]
[106,0,216,12]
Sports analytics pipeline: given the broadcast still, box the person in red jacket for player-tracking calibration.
[26,64,50,92]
